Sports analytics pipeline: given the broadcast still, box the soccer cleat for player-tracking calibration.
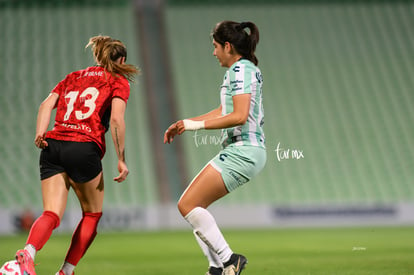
[15,249,36,275]
[223,254,247,275]
[206,266,223,275]
[55,271,74,275]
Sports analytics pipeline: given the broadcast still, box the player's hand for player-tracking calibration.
[164,121,185,144]
[114,160,129,183]
[34,133,48,149]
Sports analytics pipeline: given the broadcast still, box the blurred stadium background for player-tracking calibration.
[0,0,413,234]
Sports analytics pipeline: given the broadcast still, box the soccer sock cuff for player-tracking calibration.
[185,207,233,264]
[24,244,37,262]
[65,212,102,266]
[60,261,75,275]
[26,210,60,252]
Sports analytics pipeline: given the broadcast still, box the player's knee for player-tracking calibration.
[177,199,192,217]
[177,200,186,216]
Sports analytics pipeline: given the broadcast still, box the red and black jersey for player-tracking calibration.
[46,66,130,157]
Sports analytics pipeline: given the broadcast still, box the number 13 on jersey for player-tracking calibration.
[64,87,99,121]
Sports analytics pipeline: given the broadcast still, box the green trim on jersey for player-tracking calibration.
[220,59,265,148]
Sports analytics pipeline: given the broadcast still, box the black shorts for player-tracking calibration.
[40,139,103,183]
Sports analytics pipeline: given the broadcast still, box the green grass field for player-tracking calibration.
[1,227,413,275]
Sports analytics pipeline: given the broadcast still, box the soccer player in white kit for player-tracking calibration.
[164,21,266,275]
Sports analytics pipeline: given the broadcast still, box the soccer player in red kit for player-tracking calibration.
[13,35,139,275]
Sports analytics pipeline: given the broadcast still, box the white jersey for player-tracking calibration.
[220,59,265,148]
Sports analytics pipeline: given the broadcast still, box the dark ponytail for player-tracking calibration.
[212,20,260,65]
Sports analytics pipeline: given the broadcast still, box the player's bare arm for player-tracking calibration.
[203,94,250,129]
[166,94,251,141]
[189,105,222,121]
[164,105,223,144]
[110,97,128,182]
[35,93,59,149]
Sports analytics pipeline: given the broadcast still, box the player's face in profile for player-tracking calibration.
[213,39,228,67]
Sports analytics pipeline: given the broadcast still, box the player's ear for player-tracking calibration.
[224,41,232,53]
[116,56,125,65]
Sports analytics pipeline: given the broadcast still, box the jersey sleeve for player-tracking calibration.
[229,62,257,96]
[51,73,72,95]
[111,76,130,103]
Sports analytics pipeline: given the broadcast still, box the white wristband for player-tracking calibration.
[183,119,205,131]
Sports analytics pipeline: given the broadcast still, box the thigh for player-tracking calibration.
[178,164,228,216]
[69,172,104,213]
[41,173,71,220]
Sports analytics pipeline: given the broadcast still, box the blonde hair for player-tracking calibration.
[86,35,139,81]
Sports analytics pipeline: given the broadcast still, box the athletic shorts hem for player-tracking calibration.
[209,145,266,192]
[40,139,103,183]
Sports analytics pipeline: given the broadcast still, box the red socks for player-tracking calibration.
[25,211,102,267]
[65,212,102,266]
[26,211,60,251]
